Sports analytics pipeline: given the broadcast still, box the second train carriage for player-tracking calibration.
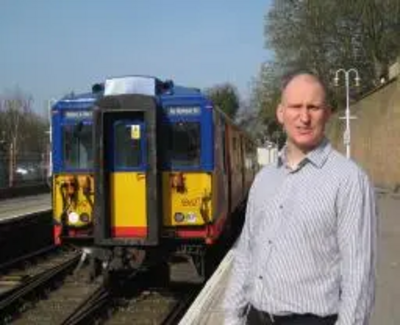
[92,76,258,279]
[51,89,102,244]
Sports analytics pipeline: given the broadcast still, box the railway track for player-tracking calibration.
[0,219,232,325]
[9,268,105,325]
[73,267,200,325]
[103,286,198,325]
[0,245,57,274]
[0,246,82,324]
[0,243,108,325]
[0,224,233,324]
[1,252,200,325]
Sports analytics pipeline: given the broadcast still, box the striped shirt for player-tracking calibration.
[223,138,377,325]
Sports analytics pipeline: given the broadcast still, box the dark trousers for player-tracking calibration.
[247,306,338,325]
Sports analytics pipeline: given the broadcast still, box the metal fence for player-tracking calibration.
[0,152,50,189]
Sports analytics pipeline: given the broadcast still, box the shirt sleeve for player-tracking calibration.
[222,183,256,325]
[336,170,377,325]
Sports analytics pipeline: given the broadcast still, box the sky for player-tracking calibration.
[0,0,272,115]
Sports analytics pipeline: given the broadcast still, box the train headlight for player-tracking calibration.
[68,212,79,224]
[80,213,90,223]
[174,212,185,223]
[187,212,197,223]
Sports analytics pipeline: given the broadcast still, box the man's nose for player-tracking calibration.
[300,108,311,123]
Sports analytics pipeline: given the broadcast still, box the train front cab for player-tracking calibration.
[51,97,96,245]
[93,88,218,270]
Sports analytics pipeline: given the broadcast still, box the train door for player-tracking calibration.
[94,96,159,246]
[109,118,147,238]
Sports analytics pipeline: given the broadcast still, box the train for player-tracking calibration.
[51,75,258,280]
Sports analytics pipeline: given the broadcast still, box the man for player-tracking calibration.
[223,71,377,325]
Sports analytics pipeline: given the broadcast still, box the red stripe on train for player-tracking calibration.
[111,227,148,237]
[174,213,228,244]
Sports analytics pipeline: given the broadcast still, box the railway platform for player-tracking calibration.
[180,189,400,325]
[0,193,51,223]
[0,193,53,268]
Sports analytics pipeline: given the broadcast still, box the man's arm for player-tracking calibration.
[336,171,377,325]
[223,184,256,325]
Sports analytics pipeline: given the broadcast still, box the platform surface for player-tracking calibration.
[180,190,400,325]
[0,194,51,223]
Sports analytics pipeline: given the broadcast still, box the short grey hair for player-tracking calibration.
[280,69,329,104]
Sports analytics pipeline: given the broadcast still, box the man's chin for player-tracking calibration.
[292,138,322,152]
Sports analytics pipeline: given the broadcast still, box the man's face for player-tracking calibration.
[277,75,331,152]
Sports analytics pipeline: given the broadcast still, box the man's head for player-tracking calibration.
[277,71,331,153]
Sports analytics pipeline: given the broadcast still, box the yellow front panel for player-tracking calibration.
[163,172,212,226]
[52,174,94,227]
[110,172,147,231]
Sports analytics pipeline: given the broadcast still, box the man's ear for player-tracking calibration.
[276,103,284,124]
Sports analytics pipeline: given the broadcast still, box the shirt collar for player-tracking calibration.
[277,137,332,169]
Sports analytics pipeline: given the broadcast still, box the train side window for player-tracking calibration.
[114,123,142,168]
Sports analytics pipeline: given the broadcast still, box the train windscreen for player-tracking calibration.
[63,122,93,169]
[166,121,200,167]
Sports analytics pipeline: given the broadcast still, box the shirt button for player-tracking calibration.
[279,205,283,209]
[268,240,272,245]
[258,275,263,280]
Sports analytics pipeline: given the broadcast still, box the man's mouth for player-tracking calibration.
[296,127,313,135]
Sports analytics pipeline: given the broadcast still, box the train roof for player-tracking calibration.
[103,75,203,98]
[165,85,202,97]
[53,91,102,110]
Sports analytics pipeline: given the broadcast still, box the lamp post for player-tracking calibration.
[334,68,360,159]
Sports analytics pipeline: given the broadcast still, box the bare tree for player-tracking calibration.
[0,87,47,186]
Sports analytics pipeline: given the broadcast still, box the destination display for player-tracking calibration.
[167,106,201,116]
[64,111,92,119]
